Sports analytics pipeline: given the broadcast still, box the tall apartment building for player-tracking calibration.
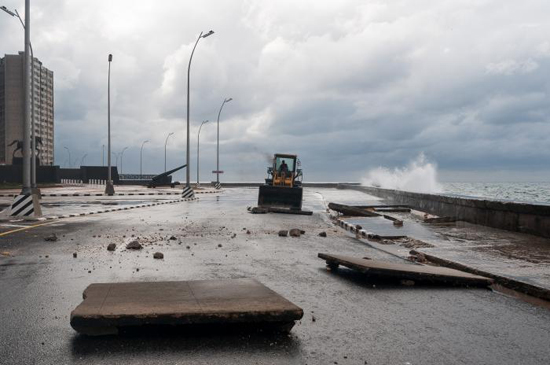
[0,52,54,165]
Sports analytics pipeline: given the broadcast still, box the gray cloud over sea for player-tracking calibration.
[1,0,549,182]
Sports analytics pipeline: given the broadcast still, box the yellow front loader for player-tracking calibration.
[258,154,303,210]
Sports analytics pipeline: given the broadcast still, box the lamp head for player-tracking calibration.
[202,30,214,38]
[0,6,16,17]
[225,98,233,103]
[108,54,113,62]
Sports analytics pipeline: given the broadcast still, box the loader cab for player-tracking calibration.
[269,154,301,188]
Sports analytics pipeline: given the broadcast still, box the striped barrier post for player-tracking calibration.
[5,194,42,217]
[182,186,195,198]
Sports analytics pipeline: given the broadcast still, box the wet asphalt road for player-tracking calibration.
[1,188,549,365]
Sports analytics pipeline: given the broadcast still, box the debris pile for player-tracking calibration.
[44,234,58,242]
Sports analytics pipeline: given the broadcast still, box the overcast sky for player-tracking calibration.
[1,0,549,182]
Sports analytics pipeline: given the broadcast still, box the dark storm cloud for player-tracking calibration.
[1,0,549,181]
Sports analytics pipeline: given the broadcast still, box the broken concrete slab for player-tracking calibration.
[70,278,303,336]
[318,253,493,287]
[328,203,380,217]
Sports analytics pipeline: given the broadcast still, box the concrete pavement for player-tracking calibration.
[0,187,549,364]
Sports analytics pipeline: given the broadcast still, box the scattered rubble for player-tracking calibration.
[44,234,58,242]
[107,243,116,251]
[126,240,143,250]
[153,252,164,259]
[249,207,268,214]
[289,229,301,237]
[408,251,427,263]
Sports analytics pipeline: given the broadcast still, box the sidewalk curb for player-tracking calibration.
[0,190,221,198]
[41,197,198,220]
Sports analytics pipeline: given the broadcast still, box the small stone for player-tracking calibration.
[289,228,301,237]
[231,233,236,239]
[153,252,164,259]
[126,240,142,250]
[218,243,223,248]
[246,230,251,234]
[186,246,190,249]
[278,230,288,237]
[169,236,177,240]
[300,230,306,234]
[319,232,327,237]
[356,225,362,230]
[312,315,316,322]
[44,233,57,242]
[393,220,404,227]
[72,252,77,258]
[107,243,116,251]
[400,280,415,286]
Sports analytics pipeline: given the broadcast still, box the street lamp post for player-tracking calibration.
[105,54,115,195]
[196,120,209,187]
[120,147,128,174]
[140,140,149,179]
[63,147,71,167]
[1,4,32,194]
[216,97,232,184]
[164,132,174,172]
[186,30,214,188]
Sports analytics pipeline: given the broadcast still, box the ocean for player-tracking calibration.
[441,182,550,205]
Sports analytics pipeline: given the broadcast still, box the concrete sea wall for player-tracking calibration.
[338,184,550,239]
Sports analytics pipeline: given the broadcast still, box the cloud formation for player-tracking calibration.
[1,0,549,182]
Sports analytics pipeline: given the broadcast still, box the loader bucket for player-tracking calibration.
[258,185,303,210]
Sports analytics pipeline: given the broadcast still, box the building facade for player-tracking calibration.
[0,52,54,166]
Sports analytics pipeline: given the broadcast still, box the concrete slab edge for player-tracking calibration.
[410,250,550,303]
[335,217,550,302]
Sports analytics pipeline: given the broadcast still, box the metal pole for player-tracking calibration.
[102,144,105,166]
[164,132,173,172]
[64,147,70,167]
[197,120,208,186]
[30,44,36,188]
[120,147,128,174]
[105,55,114,195]
[186,30,214,188]
[21,0,31,194]
[140,140,149,179]
[216,98,232,184]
